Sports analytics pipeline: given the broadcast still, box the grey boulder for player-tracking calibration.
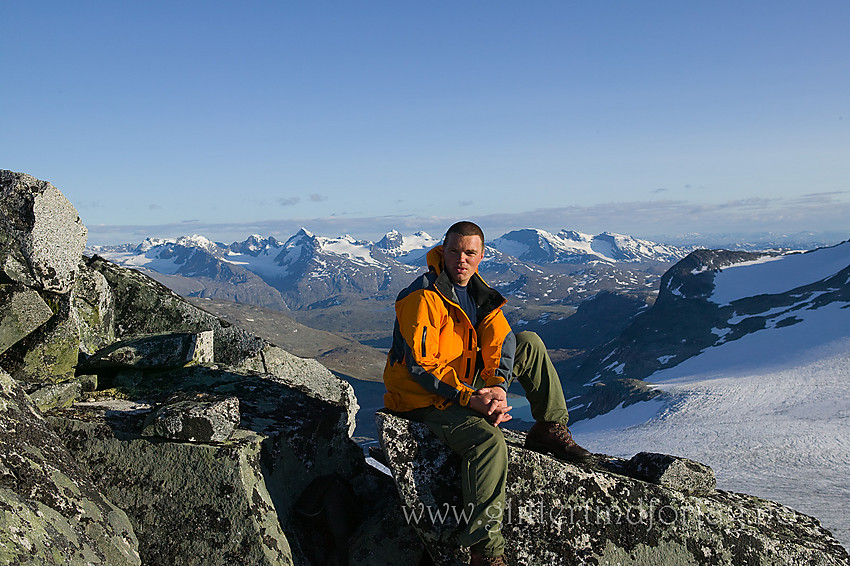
[0,284,54,355]
[0,170,87,294]
[83,330,215,370]
[0,368,140,565]
[0,292,81,385]
[376,411,850,566]
[623,451,717,496]
[141,392,240,443]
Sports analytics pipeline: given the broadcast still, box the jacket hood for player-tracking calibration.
[426,245,446,275]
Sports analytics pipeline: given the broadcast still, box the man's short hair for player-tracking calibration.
[444,221,485,246]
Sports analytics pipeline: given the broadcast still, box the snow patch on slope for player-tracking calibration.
[570,301,850,549]
[710,242,850,305]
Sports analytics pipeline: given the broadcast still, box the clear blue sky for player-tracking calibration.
[3,1,849,245]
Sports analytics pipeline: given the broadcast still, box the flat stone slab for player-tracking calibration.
[0,284,53,355]
[141,393,240,443]
[624,451,716,496]
[83,331,215,370]
[28,381,82,412]
[84,255,265,368]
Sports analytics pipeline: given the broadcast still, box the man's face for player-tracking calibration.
[443,233,484,286]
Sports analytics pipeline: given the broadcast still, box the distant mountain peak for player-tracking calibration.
[227,234,283,256]
[175,234,219,253]
[558,230,592,242]
[375,229,439,261]
[376,230,404,250]
[574,240,850,399]
[492,228,691,264]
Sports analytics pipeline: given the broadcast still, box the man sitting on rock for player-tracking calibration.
[383,220,591,566]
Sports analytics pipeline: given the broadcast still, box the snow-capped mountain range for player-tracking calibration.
[87,227,692,315]
[492,229,689,263]
[91,227,691,271]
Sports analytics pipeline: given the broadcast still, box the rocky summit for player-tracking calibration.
[376,412,849,566]
[0,169,848,565]
[0,171,421,565]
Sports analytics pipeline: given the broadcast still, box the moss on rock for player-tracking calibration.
[377,411,850,566]
[49,411,293,566]
[0,369,140,565]
[0,284,54,356]
[0,291,80,386]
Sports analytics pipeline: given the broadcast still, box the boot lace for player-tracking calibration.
[550,423,577,446]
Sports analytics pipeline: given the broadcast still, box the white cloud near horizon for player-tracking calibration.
[85,195,850,247]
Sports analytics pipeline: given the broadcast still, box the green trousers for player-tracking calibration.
[402,331,569,557]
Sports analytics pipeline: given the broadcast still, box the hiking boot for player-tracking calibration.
[469,552,507,566]
[525,421,592,463]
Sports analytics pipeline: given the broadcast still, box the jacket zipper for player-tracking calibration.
[420,326,427,357]
[466,332,475,382]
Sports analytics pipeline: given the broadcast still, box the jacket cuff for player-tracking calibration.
[457,386,474,406]
[481,368,508,390]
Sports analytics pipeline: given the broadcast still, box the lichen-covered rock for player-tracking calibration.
[85,255,361,434]
[28,381,82,412]
[0,283,54,355]
[0,292,80,385]
[625,451,716,496]
[72,262,115,355]
[76,373,98,392]
[376,411,850,566]
[84,255,264,367]
[0,170,87,294]
[48,404,291,566]
[141,392,239,443]
[82,330,214,370]
[50,365,367,565]
[0,170,421,565]
[0,369,140,565]
[244,343,360,437]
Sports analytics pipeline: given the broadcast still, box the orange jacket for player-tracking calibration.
[383,245,516,412]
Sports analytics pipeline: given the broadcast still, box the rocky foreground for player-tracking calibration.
[1,169,848,565]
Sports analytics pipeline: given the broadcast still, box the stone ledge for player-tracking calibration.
[376,411,850,566]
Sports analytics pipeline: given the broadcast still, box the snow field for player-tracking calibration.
[570,329,850,550]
